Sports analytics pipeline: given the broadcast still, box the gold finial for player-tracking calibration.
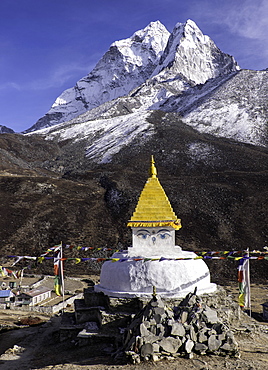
[149,155,157,178]
[153,286,157,297]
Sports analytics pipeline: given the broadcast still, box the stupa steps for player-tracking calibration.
[136,203,173,209]
[135,197,174,202]
[140,191,168,202]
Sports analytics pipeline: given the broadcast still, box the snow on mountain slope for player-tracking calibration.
[29,69,268,164]
[33,110,153,163]
[27,21,170,132]
[170,69,268,146]
[29,69,268,165]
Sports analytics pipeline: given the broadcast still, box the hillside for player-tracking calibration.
[0,114,267,283]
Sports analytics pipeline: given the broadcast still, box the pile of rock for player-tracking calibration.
[121,290,239,363]
[17,315,44,326]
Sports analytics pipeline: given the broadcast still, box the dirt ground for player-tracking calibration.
[0,283,267,370]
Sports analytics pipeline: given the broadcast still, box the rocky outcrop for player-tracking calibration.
[0,125,14,134]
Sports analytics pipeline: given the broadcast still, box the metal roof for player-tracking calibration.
[0,290,12,298]
[20,286,51,297]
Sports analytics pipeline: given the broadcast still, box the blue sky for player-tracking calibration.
[0,0,267,132]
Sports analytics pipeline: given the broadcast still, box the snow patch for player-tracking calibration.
[34,111,153,163]
[183,102,266,146]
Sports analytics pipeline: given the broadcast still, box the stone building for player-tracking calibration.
[16,286,51,306]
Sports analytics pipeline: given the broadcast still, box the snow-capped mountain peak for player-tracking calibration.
[112,20,170,60]
[25,18,267,160]
[28,21,170,132]
[28,19,240,133]
[182,19,211,45]
[152,19,239,84]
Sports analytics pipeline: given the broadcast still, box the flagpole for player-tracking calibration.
[60,241,65,313]
[246,247,251,317]
[238,248,251,315]
[19,267,25,289]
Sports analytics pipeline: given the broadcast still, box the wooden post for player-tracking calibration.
[60,242,65,313]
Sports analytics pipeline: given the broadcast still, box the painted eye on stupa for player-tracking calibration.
[137,230,150,239]
[158,233,170,239]
[157,229,171,239]
[141,234,148,239]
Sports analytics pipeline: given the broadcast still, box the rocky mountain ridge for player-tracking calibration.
[0,125,14,134]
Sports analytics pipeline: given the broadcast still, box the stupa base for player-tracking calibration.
[94,282,217,299]
[94,251,217,299]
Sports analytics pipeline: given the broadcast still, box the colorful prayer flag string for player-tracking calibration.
[38,244,268,258]
[5,254,268,264]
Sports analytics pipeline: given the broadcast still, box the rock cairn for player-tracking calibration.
[121,290,239,363]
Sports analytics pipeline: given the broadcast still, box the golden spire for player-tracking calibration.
[149,155,157,178]
[127,156,181,230]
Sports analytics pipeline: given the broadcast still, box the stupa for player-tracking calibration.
[95,156,216,298]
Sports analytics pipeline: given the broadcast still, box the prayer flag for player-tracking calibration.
[54,275,62,296]
[0,266,7,276]
[238,252,251,309]
[54,246,64,296]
